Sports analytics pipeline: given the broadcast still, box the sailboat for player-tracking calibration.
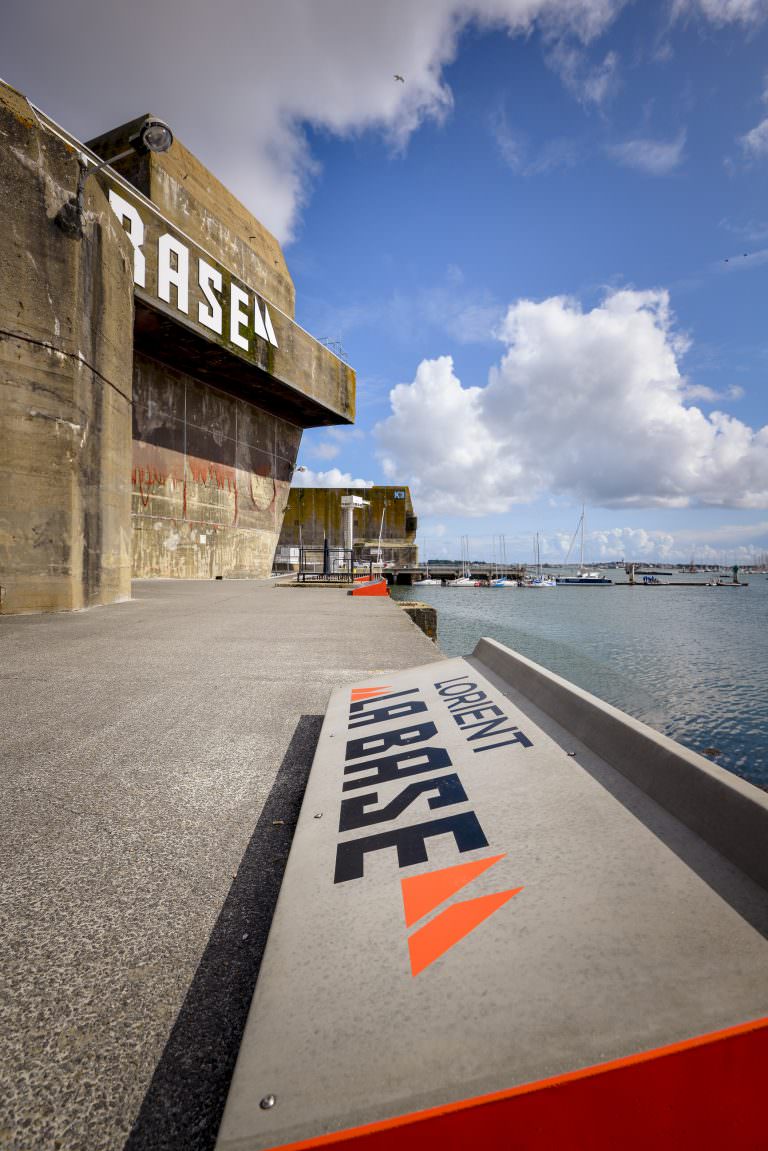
[418,543,441,586]
[490,534,518,586]
[451,536,482,586]
[524,532,556,587]
[372,505,385,571]
[556,507,612,585]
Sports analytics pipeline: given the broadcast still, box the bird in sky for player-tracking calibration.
[394,74,404,82]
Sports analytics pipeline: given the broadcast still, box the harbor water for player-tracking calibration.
[391,576,768,788]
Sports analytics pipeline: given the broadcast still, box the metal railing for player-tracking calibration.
[293,544,357,583]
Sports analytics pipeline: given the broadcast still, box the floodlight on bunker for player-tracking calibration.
[55,116,174,239]
[133,118,174,155]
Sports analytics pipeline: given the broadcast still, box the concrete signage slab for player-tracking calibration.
[216,642,768,1150]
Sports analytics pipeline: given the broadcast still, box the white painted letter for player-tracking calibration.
[198,259,223,334]
[253,298,269,342]
[230,284,250,351]
[253,299,278,348]
[108,189,145,287]
[158,234,189,314]
[263,304,279,348]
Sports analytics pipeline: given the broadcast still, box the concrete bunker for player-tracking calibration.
[0,84,355,613]
[277,485,418,573]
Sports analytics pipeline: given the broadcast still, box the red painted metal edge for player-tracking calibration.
[350,577,389,597]
[263,1014,768,1150]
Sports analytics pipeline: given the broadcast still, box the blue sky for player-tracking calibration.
[5,0,768,563]
[290,3,768,563]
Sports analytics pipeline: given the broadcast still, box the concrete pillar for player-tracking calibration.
[0,83,134,613]
[343,502,355,554]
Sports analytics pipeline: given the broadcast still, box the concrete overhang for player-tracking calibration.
[35,105,355,429]
[132,300,352,428]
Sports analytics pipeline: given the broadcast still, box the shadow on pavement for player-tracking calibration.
[124,714,323,1151]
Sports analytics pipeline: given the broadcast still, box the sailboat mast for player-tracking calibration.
[579,505,585,572]
[376,506,385,567]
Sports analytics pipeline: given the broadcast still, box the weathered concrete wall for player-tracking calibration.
[0,83,134,613]
[87,119,294,316]
[280,486,418,566]
[2,87,357,610]
[132,354,298,577]
[85,121,356,430]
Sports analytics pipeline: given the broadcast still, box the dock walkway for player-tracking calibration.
[0,580,440,1151]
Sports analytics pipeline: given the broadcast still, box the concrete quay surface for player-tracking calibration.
[0,580,440,1151]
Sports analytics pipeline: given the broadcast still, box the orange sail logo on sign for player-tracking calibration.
[350,687,392,702]
[402,854,522,976]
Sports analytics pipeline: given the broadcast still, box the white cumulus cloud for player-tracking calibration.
[375,289,768,515]
[738,74,768,161]
[377,355,524,515]
[291,467,374,489]
[6,0,764,241]
[308,441,342,462]
[1,0,634,243]
[491,106,580,174]
[672,0,768,24]
[741,117,768,159]
[609,132,686,174]
[584,522,768,562]
[547,44,621,106]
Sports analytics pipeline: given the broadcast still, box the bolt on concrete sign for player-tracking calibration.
[216,641,768,1150]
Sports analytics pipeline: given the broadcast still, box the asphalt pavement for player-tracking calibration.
[0,579,441,1151]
